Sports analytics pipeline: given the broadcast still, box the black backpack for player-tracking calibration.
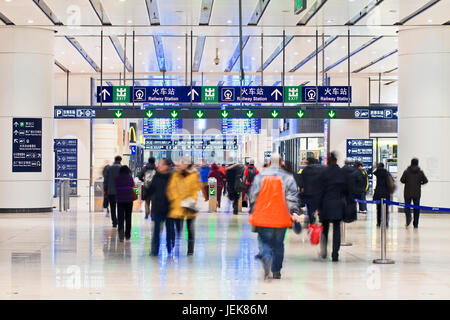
[247,166,257,184]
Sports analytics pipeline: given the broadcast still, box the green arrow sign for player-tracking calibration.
[220,110,230,118]
[328,109,336,119]
[170,110,179,119]
[209,188,215,196]
[294,0,307,15]
[297,110,305,118]
[195,110,205,119]
[202,86,218,103]
[19,122,25,128]
[271,110,280,118]
[246,110,254,118]
[145,110,154,118]
[114,110,123,118]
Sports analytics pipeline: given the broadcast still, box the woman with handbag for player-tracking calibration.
[115,165,136,242]
[167,156,202,255]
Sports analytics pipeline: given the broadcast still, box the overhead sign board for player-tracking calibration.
[54,108,96,119]
[97,85,351,104]
[12,118,42,173]
[145,136,238,151]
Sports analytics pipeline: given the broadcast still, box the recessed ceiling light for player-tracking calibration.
[27,19,34,24]
[220,39,225,42]
[251,57,255,61]
[61,51,64,55]
[327,19,334,23]
[119,0,126,2]
[127,20,132,24]
[326,57,330,60]
[177,57,181,61]
[227,20,232,24]
[81,70,85,73]
[427,19,433,23]
[177,46,181,49]
[177,66,181,69]
[274,70,279,72]
[307,39,312,43]
[341,46,346,49]
[339,70,343,73]
[5,0,12,3]
[138,52,142,55]
[134,39,138,42]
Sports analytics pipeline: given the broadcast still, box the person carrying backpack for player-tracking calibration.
[242,160,259,206]
[138,157,157,219]
[298,158,324,225]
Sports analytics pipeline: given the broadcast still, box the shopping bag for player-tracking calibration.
[307,223,323,245]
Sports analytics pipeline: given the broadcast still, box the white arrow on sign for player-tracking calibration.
[271,88,282,100]
[188,89,199,98]
[100,89,110,100]
[14,122,19,127]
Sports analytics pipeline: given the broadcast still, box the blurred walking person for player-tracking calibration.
[317,152,350,262]
[138,157,157,220]
[167,156,202,255]
[249,154,302,279]
[147,158,175,255]
[208,163,225,208]
[226,160,245,215]
[102,161,110,217]
[354,162,369,213]
[400,158,428,228]
[242,159,259,201]
[220,164,227,196]
[298,158,324,225]
[104,156,122,228]
[115,165,135,241]
[373,163,392,228]
[199,160,211,201]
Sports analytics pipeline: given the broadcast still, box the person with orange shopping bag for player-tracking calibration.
[248,153,303,280]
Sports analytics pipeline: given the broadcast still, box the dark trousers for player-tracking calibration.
[103,196,109,209]
[404,197,421,227]
[151,215,175,254]
[376,203,390,227]
[257,227,287,273]
[303,194,318,224]
[358,192,367,211]
[108,195,117,226]
[117,202,133,238]
[174,218,196,254]
[216,186,223,208]
[321,220,341,260]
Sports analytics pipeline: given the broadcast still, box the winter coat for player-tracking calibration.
[354,169,369,194]
[226,163,245,194]
[103,161,121,196]
[147,171,172,217]
[199,165,211,183]
[167,168,202,220]
[249,166,299,228]
[317,164,350,221]
[138,163,156,193]
[244,165,260,186]
[400,166,428,198]
[114,173,135,203]
[208,163,225,189]
[373,168,391,201]
[298,164,324,196]
[342,164,360,197]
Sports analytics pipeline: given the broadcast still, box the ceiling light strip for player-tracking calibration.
[384,80,397,86]
[88,0,112,26]
[145,0,161,26]
[394,0,440,25]
[192,36,206,72]
[109,35,133,72]
[352,49,398,73]
[299,81,310,86]
[345,0,384,26]
[297,0,328,26]
[55,60,69,73]
[199,0,214,25]
[289,35,339,72]
[217,81,224,86]
[0,11,14,25]
[32,0,63,25]
[384,67,398,74]
[65,36,101,72]
[224,35,250,72]
[257,35,294,72]
[323,36,383,73]
[106,81,113,86]
[273,81,282,86]
[153,35,166,72]
[248,0,271,26]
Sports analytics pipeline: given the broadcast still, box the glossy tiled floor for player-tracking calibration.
[0,196,449,300]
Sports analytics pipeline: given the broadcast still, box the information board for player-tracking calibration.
[143,119,183,135]
[54,139,78,195]
[145,136,238,151]
[346,139,374,180]
[221,119,261,135]
[12,118,42,172]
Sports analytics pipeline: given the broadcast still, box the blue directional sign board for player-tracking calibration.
[346,139,374,182]
[354,109,398,119]
[143,119,183,135]
[54,139,78,195]
[54,108,96,119]
[221,119,261,134]
[303,86,352,103]
[145,136,238,151]
[219,86,284,103]
[12,118,42,173]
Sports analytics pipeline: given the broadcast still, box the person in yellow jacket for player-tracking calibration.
[167,156,202,255]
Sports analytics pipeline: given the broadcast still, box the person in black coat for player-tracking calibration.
[138,157,157,219]
[373,163,391,228]
[317,152,350,262]
[226,161,245,215]
[400,158,428,228]
[298,158,324,225]
[146,158,174,256]
[104,156,122,228]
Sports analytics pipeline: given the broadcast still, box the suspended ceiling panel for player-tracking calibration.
[54,37,97,73]
[357,0,428,26]
[209,0,258,25]
[122,35,160,73]
[404,0,450,25]
[45,0,102,26]
[101,0,149,25]
[0,0,51,25]
[75,36,123,73]
[158,0,203,26]
[201,36,240,72]
[232,35,281,72]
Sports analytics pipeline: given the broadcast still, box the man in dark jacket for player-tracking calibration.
[226,161,245,215]
[147,158,174,256]
[342,159,360,199]
[138,157,156,219]
[373,163,391,228]
[354,162,369,213]
[298,158,324,225]
[400,158,428,228]
[317,152,350,262]
[104,156,122,228]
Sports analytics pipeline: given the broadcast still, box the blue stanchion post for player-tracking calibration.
[373,198,395,264]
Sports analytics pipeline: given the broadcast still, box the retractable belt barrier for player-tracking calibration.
[354,198,450,213]
[354,199,380,205]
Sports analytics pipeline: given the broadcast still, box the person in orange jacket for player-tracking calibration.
[248,153,303,280]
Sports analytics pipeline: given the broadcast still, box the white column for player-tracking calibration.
[329,77,370,166]
[398,26,450,207]
[0,27,54,212]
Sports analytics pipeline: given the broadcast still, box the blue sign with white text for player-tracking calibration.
[54,108,96,119]
[303,86,352,103]
[54,139,78,195]
[12,118,42,173]
[346,139,373,180]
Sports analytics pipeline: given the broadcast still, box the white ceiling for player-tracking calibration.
[0,0,449,85]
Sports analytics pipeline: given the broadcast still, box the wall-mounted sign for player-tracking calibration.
[346,139,374,180]
[54,139,78,195]
[12,118,42,173]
